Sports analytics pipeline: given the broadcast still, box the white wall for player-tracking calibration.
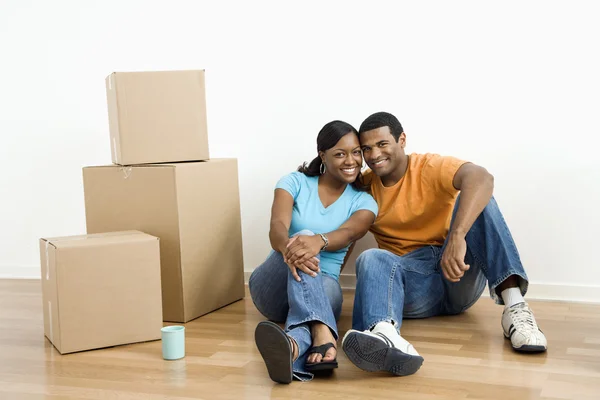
[1,1,598,298]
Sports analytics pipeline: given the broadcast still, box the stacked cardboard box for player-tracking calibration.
[40,69,245,355]
[83,70,245,323]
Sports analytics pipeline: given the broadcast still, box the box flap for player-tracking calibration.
[41,231,157,249]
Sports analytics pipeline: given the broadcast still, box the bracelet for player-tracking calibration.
[318,233,329,251]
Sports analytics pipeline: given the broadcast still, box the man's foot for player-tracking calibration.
[501,302,547,352]
[342,322,423,376]
[255,321,298,384]
[305,323,338,371]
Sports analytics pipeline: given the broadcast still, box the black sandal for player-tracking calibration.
[305,342,338,371]
[255,321,293,384]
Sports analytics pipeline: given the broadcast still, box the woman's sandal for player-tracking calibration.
[255,321,294,384]
[305,342,338,372]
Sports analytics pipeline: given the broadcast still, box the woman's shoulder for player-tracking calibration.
[276,170,316,192]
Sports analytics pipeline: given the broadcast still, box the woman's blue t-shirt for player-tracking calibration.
[275,171,378,280]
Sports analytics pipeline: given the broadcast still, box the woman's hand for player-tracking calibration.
[285,235,323,266]
[283,236,321,281]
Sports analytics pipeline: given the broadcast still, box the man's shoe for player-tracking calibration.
[342,329,423,376]
[502,302,547,352]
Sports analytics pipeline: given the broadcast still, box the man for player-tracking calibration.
[341,112,547,377]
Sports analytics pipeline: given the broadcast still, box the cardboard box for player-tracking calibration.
[106,70,210,165]
[39,231,163,354]
[82,159,245,323]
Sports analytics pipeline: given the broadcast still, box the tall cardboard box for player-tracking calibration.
[39,231,162,354]
[82,159,245,323]
[106,70,210,165]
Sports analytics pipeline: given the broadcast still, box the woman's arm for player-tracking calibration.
[269,189,320,280]
[285,209,376,265]
[269,189,294,254]
[340,241,356,273]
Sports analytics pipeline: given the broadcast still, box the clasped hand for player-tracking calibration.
[283,235,322,282]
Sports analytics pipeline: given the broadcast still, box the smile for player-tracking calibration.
[371,159,388,168]
[340,167,358,175]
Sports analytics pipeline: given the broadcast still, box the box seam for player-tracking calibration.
[173,167,186,321]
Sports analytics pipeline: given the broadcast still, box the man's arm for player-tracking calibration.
[441,163,494,282]
[450,163,494,237]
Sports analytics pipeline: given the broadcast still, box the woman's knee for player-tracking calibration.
[248,268,287,322]
[292,229,315,237]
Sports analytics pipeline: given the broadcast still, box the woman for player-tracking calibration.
[249,120,378,383]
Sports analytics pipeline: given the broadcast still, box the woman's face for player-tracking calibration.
[320,132,363,184]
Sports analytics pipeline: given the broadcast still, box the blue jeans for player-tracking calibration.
[353,196,529,331]
[249,230,342,381]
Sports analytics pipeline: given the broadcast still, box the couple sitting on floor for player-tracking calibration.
[249,112,547,384]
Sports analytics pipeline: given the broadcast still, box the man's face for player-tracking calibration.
[360,126,406,177]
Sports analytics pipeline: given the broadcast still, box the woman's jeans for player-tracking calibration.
[249,230,342,381]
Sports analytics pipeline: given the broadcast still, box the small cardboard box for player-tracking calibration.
[82,159,245,323]
[39,231,163,354]
[106,69,210,165]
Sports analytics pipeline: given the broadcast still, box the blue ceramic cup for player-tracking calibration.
[161,325,185,360]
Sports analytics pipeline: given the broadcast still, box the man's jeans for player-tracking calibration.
[353,196,529,331]
[249,230,342,381]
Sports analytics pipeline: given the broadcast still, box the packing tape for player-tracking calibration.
[48,301,54,343]
[120,166,132,179]
[45,241,50,280]
[112,137,117,161]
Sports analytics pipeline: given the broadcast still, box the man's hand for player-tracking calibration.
[285,235,323,266]
[440,233,470,282]
[283,236,320,282]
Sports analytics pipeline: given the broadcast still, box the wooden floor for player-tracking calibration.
[1,281,600,400]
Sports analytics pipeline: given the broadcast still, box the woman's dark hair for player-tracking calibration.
[298,120,368,191]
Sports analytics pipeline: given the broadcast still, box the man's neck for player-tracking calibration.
[381,154,409,187]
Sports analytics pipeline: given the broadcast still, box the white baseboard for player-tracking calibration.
[0,265,40,279]
[244,271,600,304]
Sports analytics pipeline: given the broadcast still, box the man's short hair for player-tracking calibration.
[359,112,404,142]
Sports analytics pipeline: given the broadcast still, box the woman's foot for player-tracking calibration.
[307,322,337,364]
[255,321,296,384]
[289,335,299,361]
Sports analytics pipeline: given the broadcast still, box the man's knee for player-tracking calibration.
[355,248,396,276]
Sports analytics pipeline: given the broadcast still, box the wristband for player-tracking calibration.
[318,233,329,251]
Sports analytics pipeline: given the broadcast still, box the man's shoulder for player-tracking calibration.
[360,169,379,195]
[410,152,445,164]
[411,152,466,170]
[361,169,374,184]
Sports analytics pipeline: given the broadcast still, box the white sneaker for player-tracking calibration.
[341,327,423,376]
[501,302,547,352]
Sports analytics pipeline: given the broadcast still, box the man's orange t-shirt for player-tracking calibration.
[363,153,468,256]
